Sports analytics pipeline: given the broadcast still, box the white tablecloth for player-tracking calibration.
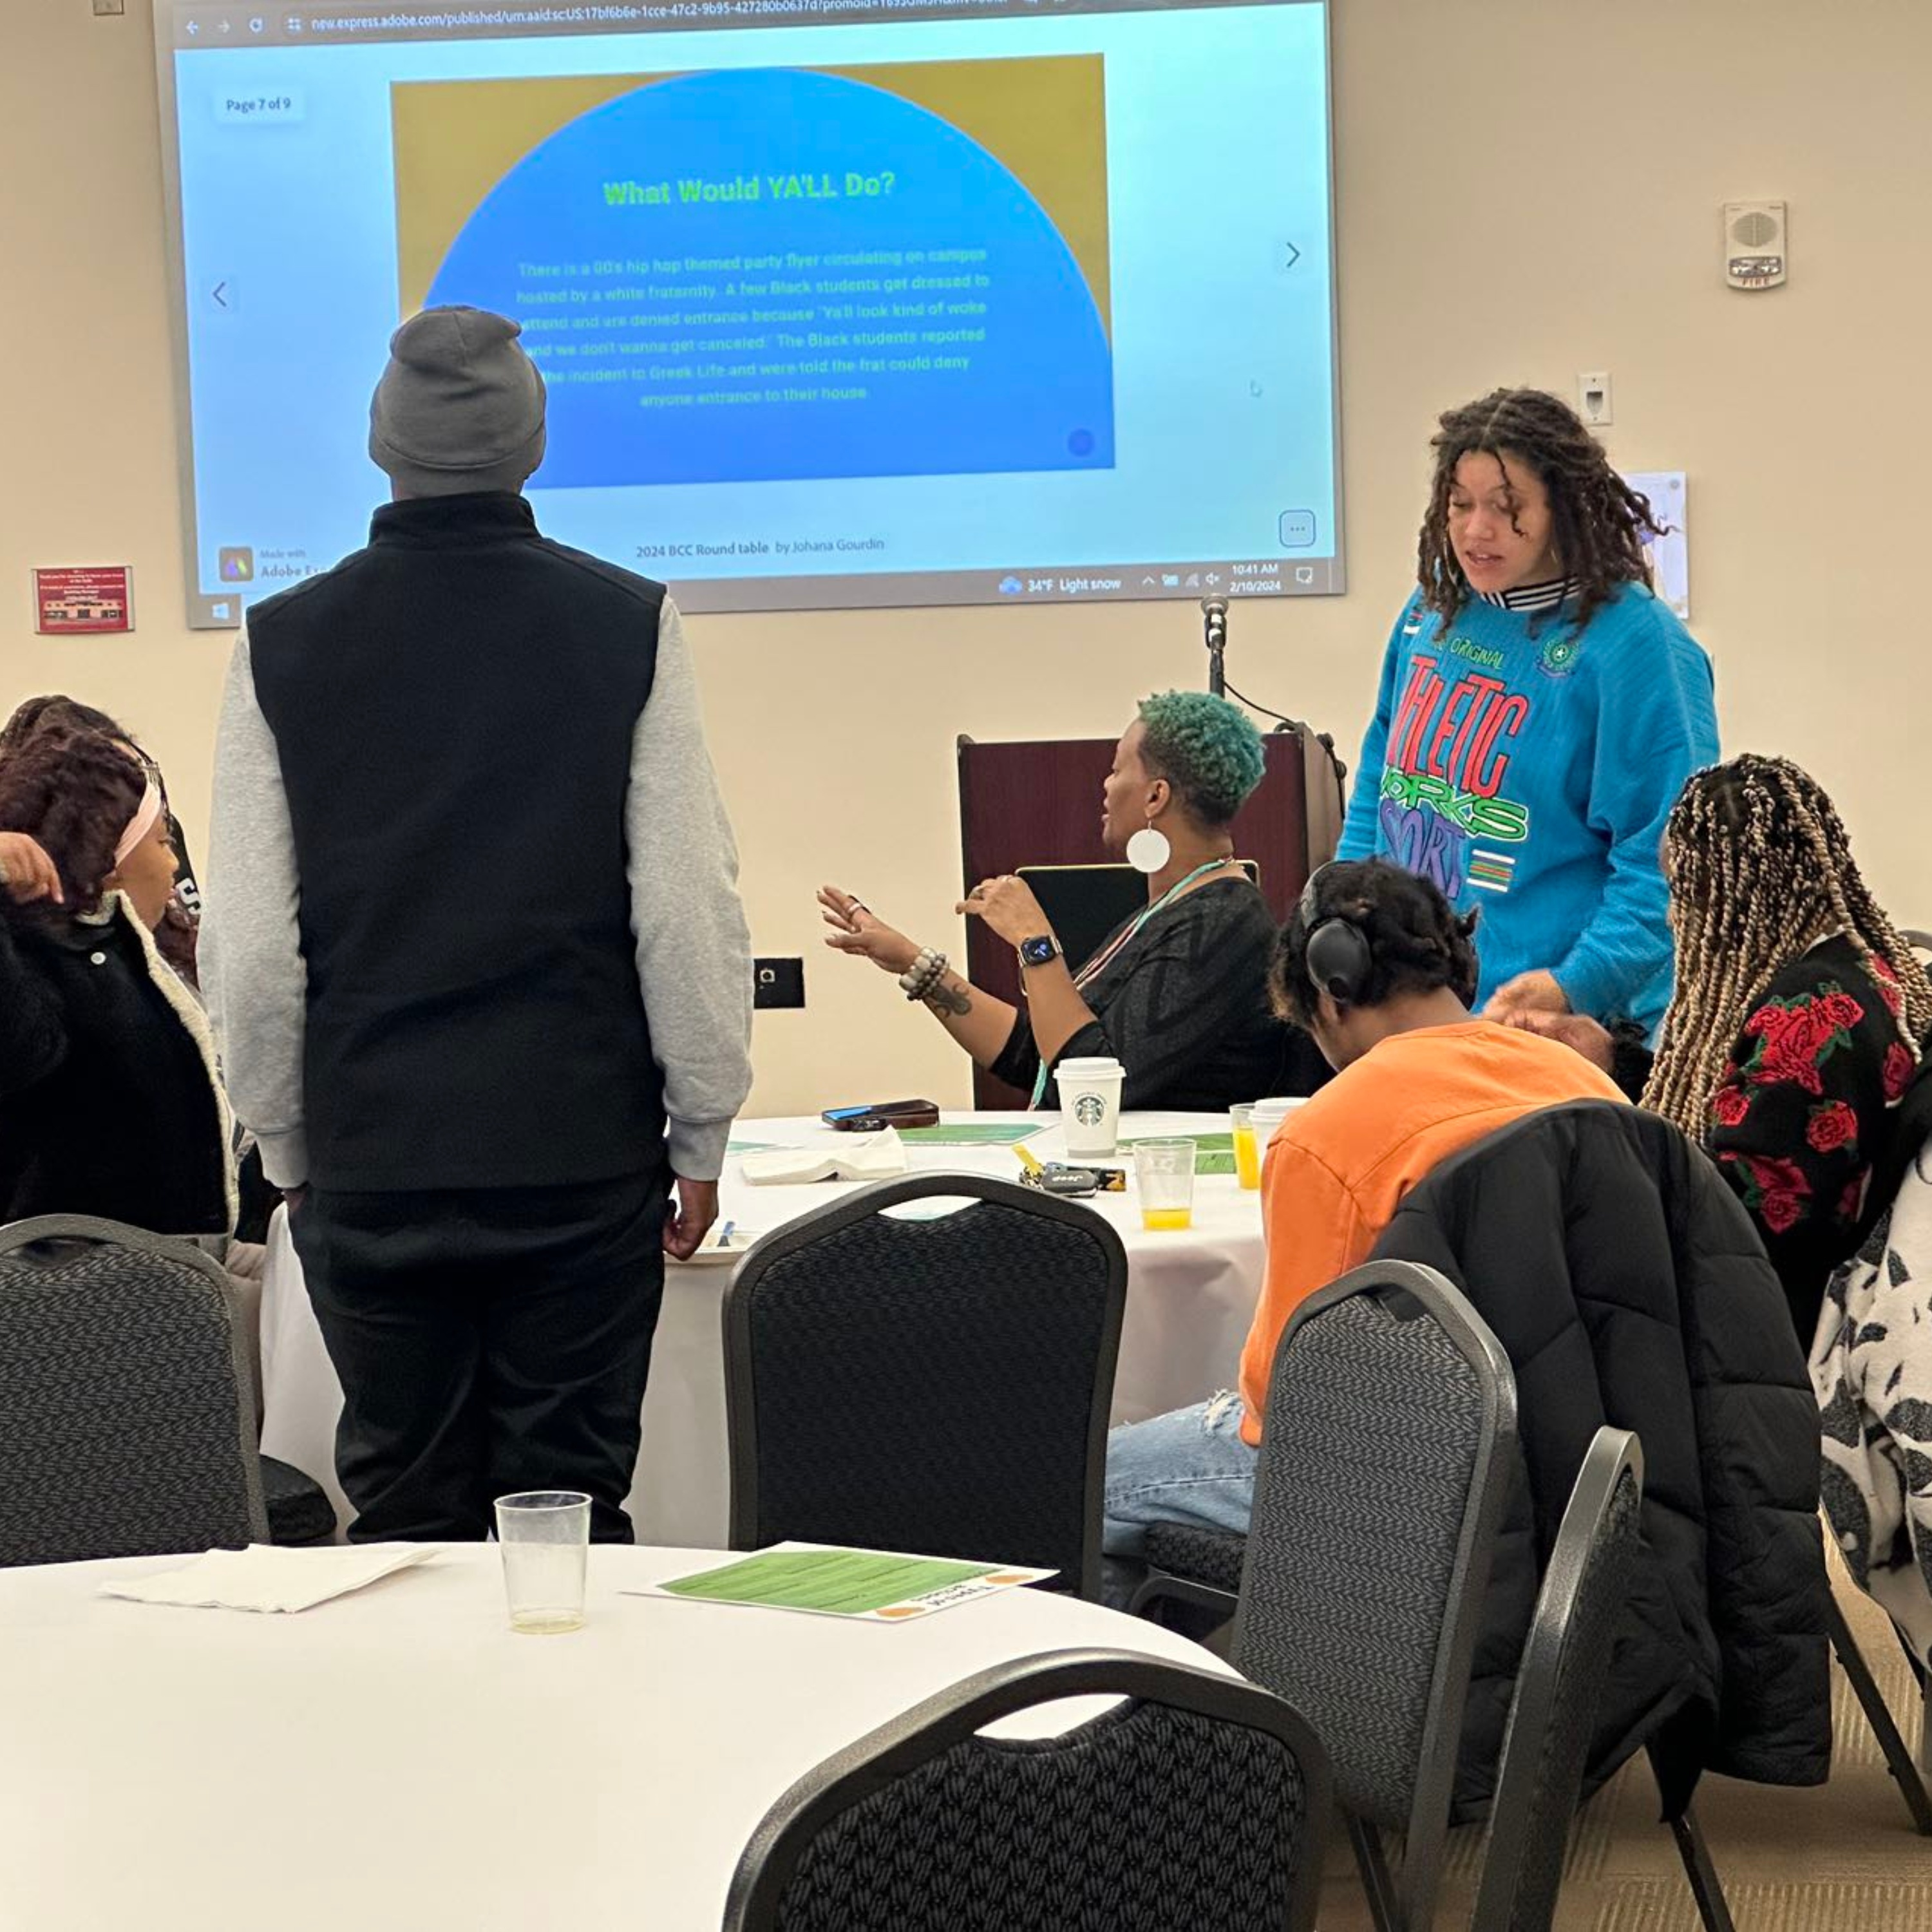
[0,1542,1226,1931]
[260,1111,1268,1543]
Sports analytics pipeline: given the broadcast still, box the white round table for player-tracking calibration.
[0,1542,1227,1930]
[260,1110,1272,1542]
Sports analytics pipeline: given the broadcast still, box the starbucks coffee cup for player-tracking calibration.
[1057,1056,1126,1159]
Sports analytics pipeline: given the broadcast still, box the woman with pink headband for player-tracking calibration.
[0,692,202,989]
[0,727,233,1233]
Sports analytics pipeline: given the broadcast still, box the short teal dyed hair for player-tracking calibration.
[1135,691,1265,828]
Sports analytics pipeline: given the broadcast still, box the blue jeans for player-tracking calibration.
[1103,1391,1260,1564]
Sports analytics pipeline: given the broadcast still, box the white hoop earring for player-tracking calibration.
[1126,821,1171,875]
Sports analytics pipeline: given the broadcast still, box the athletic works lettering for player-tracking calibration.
[1376,650,1533,900]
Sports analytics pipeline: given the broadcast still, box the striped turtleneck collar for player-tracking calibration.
[1477,576,1580,612]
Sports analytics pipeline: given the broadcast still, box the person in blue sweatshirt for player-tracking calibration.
[1335,387,1718,1034]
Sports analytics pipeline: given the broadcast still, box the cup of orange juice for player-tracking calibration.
[1133,1139,1197,1231]
[1229,1104,1261,1190]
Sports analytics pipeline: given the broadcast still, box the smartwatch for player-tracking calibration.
[1018,934,1062,969]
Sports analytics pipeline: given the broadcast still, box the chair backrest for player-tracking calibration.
[1471,1428,1645,1932]
[723,1173,1128,1598]
[1231,1260,1517,1931]
[721,1645,1334,1932]
[0,1215,267,1565]
[1858,1053,1932,1254]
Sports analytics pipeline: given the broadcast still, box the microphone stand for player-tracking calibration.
[1201,596,1229,697]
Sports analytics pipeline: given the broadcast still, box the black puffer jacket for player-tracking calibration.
[1372,1100,1830,1817]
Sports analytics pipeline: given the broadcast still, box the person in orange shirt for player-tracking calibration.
[1102,859,1625,1575]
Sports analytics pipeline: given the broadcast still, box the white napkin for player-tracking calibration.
[740,1126,910,1186]
[99,1542,437,1613]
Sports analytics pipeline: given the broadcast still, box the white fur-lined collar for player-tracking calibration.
[105,892,239,1235]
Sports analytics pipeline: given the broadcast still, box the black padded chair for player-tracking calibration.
[1470,1427,1644,1932]
[723,1173,1127,1599]
[1226,1262,1517,1932]
[721,1646,1334,1932]
[0,1215,268,1564]
[1132,1138,1753,1932]
[260,1454,337,1546]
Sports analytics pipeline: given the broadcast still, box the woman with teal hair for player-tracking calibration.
[822,692,1322,1110]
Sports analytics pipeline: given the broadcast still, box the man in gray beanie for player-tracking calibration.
[204,305,753,1544]
[368,305,547,497]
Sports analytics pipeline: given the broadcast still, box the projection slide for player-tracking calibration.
[396,62,1113,488]
[155,0,1340,621]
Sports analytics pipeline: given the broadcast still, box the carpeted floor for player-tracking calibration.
[1315,1573,1932,1929]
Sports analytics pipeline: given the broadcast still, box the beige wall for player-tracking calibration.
[5,0,1929,1117]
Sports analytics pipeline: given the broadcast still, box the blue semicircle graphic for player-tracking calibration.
[424,68,1115,489]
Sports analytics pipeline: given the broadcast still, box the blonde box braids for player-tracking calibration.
[1643,755,1932,1137]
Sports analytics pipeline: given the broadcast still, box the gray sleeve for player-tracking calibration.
[199,622,310,1189]
[628,598,753,1180]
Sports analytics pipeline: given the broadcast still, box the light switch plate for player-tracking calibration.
[753,958,806,1010]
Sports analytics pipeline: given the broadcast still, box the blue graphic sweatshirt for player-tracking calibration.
[1335,579,1717,1032]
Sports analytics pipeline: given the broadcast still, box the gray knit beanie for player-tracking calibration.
[368,306,547,497]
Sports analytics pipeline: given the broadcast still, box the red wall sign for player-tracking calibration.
[34,565,134,636]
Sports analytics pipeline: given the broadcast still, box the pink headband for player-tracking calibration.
[113,779,164,868]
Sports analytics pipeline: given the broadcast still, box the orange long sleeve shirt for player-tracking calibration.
[1236,1021,1627,1444]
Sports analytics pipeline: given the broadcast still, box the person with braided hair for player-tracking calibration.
[1336,386,1717,1034]
[1519,755,1932,1339]
[1099,860,1622,1571]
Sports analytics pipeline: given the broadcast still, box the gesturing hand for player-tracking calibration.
[818,884,920,975]
[957,874,1053,951]
[0,833,62,907]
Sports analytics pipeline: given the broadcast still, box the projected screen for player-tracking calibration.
[155,0,1340,623]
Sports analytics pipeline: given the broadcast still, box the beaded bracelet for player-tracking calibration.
[898,947,948,1002]
[910,950,949,1002]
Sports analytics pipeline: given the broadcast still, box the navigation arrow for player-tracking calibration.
[213,281,229,308]
[185,17,200,31]
[1283,243,1301,270]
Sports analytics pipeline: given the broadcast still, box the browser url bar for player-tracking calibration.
[303,0,1024,35]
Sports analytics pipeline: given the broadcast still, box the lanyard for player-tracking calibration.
[1028,860,1233,1108]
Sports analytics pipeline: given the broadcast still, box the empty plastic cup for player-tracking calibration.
[495,1490,591,1634]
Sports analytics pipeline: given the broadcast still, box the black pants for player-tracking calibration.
[290,1173,668,1544]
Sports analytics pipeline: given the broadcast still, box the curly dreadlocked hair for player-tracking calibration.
[0,695,126,759]
[0,692,201,985]
[1270,859,1480,1028]
[0,726,146,915]
[1417,388,1666,632]
[1643,756,1932,1138]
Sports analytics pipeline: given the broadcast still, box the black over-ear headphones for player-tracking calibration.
[1300,864,1374,1007]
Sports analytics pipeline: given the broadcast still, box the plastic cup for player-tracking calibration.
[1057,1056,1126,1159]
[495,1490,591,1635]
[1230,1104,1262,1191]
[1248,1098,1300,1163]
[1133,1139,1197,1231]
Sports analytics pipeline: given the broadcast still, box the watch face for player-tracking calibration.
[1021,936,1057,967]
